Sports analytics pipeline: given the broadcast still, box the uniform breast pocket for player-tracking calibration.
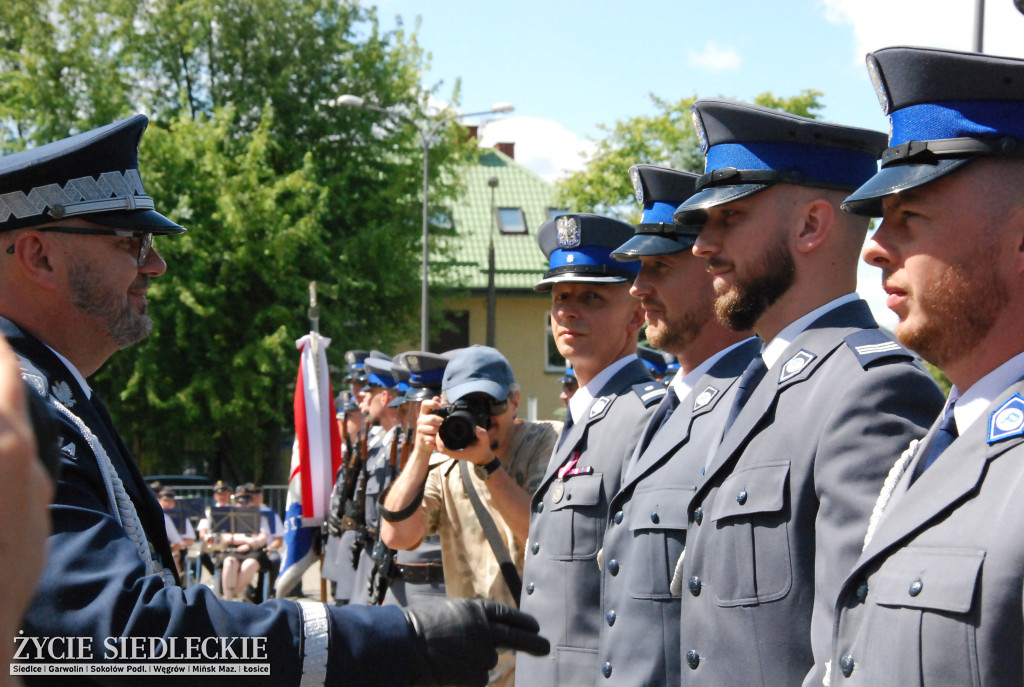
[547,473,603,560]
[627,485,694,599]
[709,461,791,606]
[871,547,985,687]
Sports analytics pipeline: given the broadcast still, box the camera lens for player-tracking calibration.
[438,410,479,451]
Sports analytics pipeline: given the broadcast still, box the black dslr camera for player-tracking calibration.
[431,398,494,451]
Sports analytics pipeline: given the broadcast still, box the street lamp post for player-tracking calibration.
[486,176,499,347]
[337,94,514,351]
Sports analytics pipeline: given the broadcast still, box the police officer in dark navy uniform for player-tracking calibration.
[0,116,548,685]
[673,101,945,687]
[381,351,449,607]
[516,213,662,687]
[595,164,758,687]
[831,47,1024,687]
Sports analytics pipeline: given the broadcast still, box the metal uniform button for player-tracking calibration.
[855,580,869,603]
[613,511,623,525]
[531,541,540,555]
[608,559,619,576]
[840,653,855,677]
[693,507,703,525]
[605,610,616,626]
[688,576,702,596]
[736,489,748,505]
[909,579,923,597]
[526,582,535,595]
[650,512,660,524]
[602,662,612,678]
[536,501,544,514]
[686,650,700,669]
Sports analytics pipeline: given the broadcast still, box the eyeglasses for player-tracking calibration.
[5,226,154,267]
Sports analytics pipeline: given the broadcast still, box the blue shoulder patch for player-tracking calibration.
[843,329,912,369]
[988,393,1024,444]
[633,381,667,408]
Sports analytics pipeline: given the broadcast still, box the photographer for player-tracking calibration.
[381,346,559,687]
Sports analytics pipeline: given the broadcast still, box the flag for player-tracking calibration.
[279,333,342,591]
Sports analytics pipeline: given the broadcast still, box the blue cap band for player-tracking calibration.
[410,368,446,385]
[890,100,1024,146]
[641,201,679,225]
[706,142,880,188]
[348,362,364,371]
[549,246,640,275]
[367,371,396,388]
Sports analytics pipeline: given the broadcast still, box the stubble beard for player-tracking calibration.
[67,257,153,349]
[713,239,796,332]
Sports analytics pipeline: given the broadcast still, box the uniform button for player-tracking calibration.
[855,580,869,603]
[840,652,854,677]
[531,542,540,555]
[686,650,700,669]
[650,512,660,524]
[613,511,623,525]
[608,559,619,576]
[693,507,703,525]
[736,490,748,505]
[526,582,535,595]
[536,501,544,513]
[602,662,612,678]
[605,610,616,626]
[909,579,923,596]
[688,576,702,596]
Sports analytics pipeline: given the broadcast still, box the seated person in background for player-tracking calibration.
[158,487,195,578]
[249,482,284,600]
[196,480,233,575]
[219,484,270,601]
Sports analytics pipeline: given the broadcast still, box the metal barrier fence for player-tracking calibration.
[160,485,289,521]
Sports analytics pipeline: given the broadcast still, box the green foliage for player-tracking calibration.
[0,0,473,480]
[554,89,825,219]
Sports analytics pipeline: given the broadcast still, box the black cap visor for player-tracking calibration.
[89,209,185,234]
[672,183,769,224]
[841,158,972,217]
[611,232,697,261]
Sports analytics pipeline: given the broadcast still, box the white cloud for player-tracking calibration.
[687,41,742,72]
[477,116,597,183]
[820,0,1024,63]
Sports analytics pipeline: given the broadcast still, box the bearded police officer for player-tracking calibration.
[1,116,547,685]
[830,47,1024,687]
[674,101,945,687]
[595,164,758,686]
[516,214,661,687]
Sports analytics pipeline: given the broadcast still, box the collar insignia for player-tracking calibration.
[51,380,75,407]
[693,385,719,411]
[779,350,816,383]
[988,393,1024,444]
[590,396,610,418]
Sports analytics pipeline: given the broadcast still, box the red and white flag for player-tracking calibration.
[292,332,342,523]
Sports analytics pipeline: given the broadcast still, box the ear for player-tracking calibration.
[10,232,60,290]
[626,298,646,335]
[792,198,835,255]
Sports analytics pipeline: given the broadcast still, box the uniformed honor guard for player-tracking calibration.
[828,47,1024,687]
[672,100,946,686]
[1,116,547,685]
[590,164,758,687]
[381,351,449,608]
[515,214,660,687]
[557,362,577,408]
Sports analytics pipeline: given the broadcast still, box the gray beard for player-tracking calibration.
[67,257,152,348]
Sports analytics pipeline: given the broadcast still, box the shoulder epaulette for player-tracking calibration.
[843,329,914,369]
[633,381,667,408]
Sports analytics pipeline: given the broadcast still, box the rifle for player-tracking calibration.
[368,428,402,604]
[347,430,370,569]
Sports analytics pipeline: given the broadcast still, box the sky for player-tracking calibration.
[370,0,1024,329]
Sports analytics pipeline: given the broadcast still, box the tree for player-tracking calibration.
[555,90,825,219]
[0,0,474,480]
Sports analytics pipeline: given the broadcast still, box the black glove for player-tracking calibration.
[403,598,550,687]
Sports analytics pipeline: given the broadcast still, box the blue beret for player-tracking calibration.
[0,115,183,233]
[844,47,1024,216]
[675,99,887,223]
[612,165,701,261]
[535,213,639,291]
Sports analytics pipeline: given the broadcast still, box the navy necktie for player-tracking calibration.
[640,388,680,452]
[557,409,575,450]
[912,402,958,484]
[722,354,768,436]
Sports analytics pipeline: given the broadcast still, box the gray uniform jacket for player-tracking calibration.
[516,358,662,687]
[350,427,396,605]
[598,338,760,687]
[831,374,1024,687]
[678,299,945,687]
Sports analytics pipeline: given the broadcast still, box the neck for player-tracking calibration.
[755,281,851,343]
[674,324,752,377]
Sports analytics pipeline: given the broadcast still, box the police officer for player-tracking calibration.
[381,350,449,607]
[595,164,759,686]
[1,116,548,685]
[557,363,577,408]
[637,344,669,383]
[674,100,946,686]
[829,46,1024,686]
[516,213,662,687]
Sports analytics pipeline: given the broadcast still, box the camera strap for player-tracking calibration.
[458,460,522,607]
